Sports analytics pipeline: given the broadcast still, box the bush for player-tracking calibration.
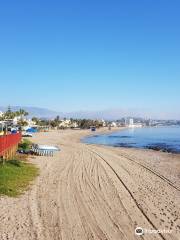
[18,139,32,153]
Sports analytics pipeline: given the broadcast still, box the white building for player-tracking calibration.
[126,118,142,128]
[59,119,70,128]
[12,116,21,125]
[111,122,117,127]
[27,119,37,127]
[59,119,77,128]
[101,119,107,127]
[0,111,3,117]
[70,121,79,128]
[129,118,134,126]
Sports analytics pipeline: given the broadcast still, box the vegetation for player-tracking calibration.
[74,119,104,129]
[32,117,50,126]
[50,115,60,127]
[31,116,104,129]
[0,159,38,197]
[0,106,28,121]
[0,106,29,129]
[17,119,28,126]
[18,139,32,153]
[0,107,104,130]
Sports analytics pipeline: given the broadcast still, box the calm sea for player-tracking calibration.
[83,126,180,153]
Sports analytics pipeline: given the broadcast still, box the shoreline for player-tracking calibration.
[82,126,180,155]
[0,128,180,240]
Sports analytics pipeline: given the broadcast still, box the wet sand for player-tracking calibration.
[0,128,180,240]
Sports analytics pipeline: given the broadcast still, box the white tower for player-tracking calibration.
[129,118,134,126]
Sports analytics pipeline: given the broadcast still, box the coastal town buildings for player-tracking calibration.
[125,118,143,128]
[110,122,117,127]
[58,119,79,128]
[70,121,79,128]
[59,119,71,128]
[101,119,107,127]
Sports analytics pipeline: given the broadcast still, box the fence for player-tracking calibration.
[0,133,21,159]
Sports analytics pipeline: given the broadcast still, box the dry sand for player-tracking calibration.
[0,128,180,240]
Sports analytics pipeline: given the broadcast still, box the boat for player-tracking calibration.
[31,144,60,156]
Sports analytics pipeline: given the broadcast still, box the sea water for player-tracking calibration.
[83,126,180,153]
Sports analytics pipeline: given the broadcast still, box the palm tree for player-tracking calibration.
[4,106,15,119]
[18,108,29,120]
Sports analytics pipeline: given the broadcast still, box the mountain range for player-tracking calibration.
[0,106,179,120]
[0,106,142,120]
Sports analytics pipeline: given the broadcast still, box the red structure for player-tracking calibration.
[0,133,21,159]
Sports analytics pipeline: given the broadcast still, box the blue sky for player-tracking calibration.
[0,0,180,118]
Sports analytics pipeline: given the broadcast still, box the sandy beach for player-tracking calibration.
[0,128,180,240]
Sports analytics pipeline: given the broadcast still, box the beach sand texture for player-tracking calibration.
[0,128,180,240]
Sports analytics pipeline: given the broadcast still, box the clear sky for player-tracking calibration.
[0,0,180,118]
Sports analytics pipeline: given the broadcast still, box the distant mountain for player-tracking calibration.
[0,106,140,120]
[1,106,178,120]
[0,106,61,119]
[63,108,148,120]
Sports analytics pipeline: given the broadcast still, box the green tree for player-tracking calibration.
[32,117,40,125]
[17,119,28,126]
[18,109,29,119]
